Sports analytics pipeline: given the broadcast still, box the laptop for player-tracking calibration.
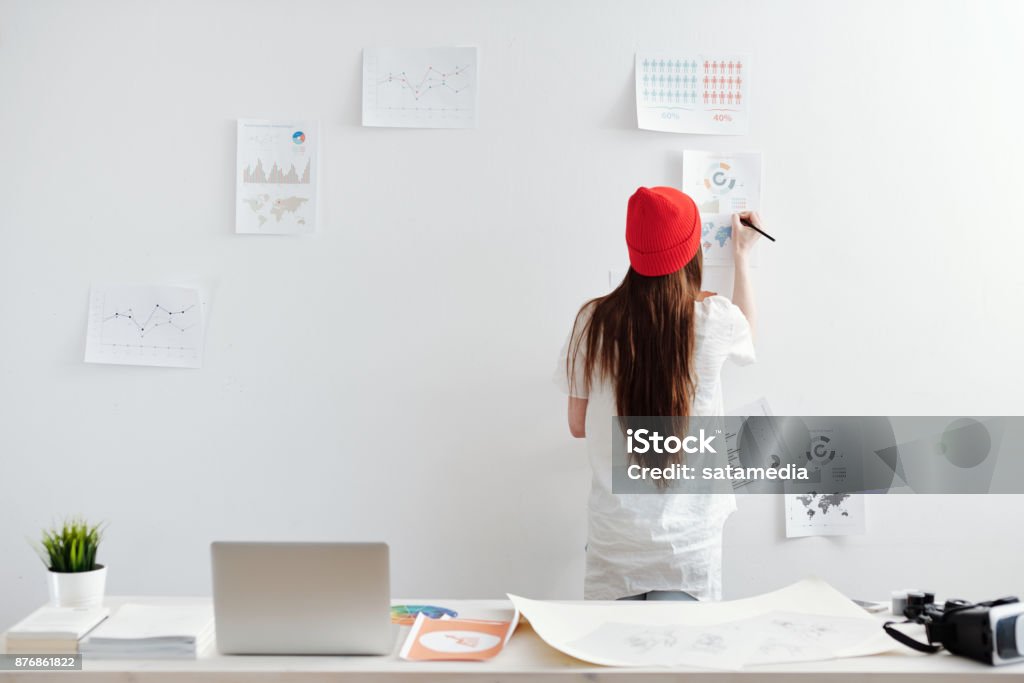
[211,541,392,655]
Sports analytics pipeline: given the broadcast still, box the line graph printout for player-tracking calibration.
[682,150,762,266]
[84,284,205,369]
[636,53,750,134]
[236,119,318,234]
[362,47,478,128]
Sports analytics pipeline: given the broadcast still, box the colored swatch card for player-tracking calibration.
[400,612,519,661]
[682,150,763,266]
[391,604,458,626]
[636,53,750,135]
[236,119,318,234]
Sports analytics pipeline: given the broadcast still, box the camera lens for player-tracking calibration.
[995,614,1022,660]
[907,592,927,608]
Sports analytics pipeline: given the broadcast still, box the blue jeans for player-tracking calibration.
[618,590,697,601]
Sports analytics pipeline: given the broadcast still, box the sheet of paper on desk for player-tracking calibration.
[510,578,895,669]
[567,620,757,669]
[565,610,882,669]
[743,611,882,665]
[400,609,520,661]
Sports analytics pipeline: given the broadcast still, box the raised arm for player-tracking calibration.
[731,211,762,337]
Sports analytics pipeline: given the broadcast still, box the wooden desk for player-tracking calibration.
[3,596,1023,682]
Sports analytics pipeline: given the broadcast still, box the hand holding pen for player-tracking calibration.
[731,211,773,262]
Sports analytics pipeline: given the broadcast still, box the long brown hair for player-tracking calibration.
[567,252,703,471]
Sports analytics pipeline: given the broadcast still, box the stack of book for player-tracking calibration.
[79,604,214,659]
[4,606,110,653]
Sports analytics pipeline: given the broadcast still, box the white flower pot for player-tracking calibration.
[47,565,107,608]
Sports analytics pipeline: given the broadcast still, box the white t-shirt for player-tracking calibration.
[555,295,756,600]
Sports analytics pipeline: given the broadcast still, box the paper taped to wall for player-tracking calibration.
[510,578,895,669]
[785,492,866,538]
[783,418,867,537]
[362,46,479,129]
[682,150,762,266]
[236,119,318,234]
[724,397,780,491]
[636,53,750,135]
[84,284,205,369]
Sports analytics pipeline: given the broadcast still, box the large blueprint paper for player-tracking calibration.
[510,579,895,669]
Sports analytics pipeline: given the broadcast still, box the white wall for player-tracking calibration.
[2,0,1023,629]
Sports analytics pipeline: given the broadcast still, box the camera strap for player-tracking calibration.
[882,620,943,654]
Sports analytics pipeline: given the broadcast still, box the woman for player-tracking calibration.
[557,186,761,601]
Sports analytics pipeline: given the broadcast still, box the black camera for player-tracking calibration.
[885,591,1024,666]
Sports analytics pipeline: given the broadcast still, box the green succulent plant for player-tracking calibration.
[36,519,104,573]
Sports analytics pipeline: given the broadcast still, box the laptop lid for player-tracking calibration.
[211,541,391,655]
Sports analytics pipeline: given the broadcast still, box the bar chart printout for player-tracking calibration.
[236,119,318,234]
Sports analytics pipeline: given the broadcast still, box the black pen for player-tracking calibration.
[740,217,776,242]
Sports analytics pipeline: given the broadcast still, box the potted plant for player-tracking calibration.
[35,519,107,608]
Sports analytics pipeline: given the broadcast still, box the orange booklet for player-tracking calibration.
[399,611,520,661]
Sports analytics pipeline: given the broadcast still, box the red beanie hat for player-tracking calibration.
[625,186,702,277]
